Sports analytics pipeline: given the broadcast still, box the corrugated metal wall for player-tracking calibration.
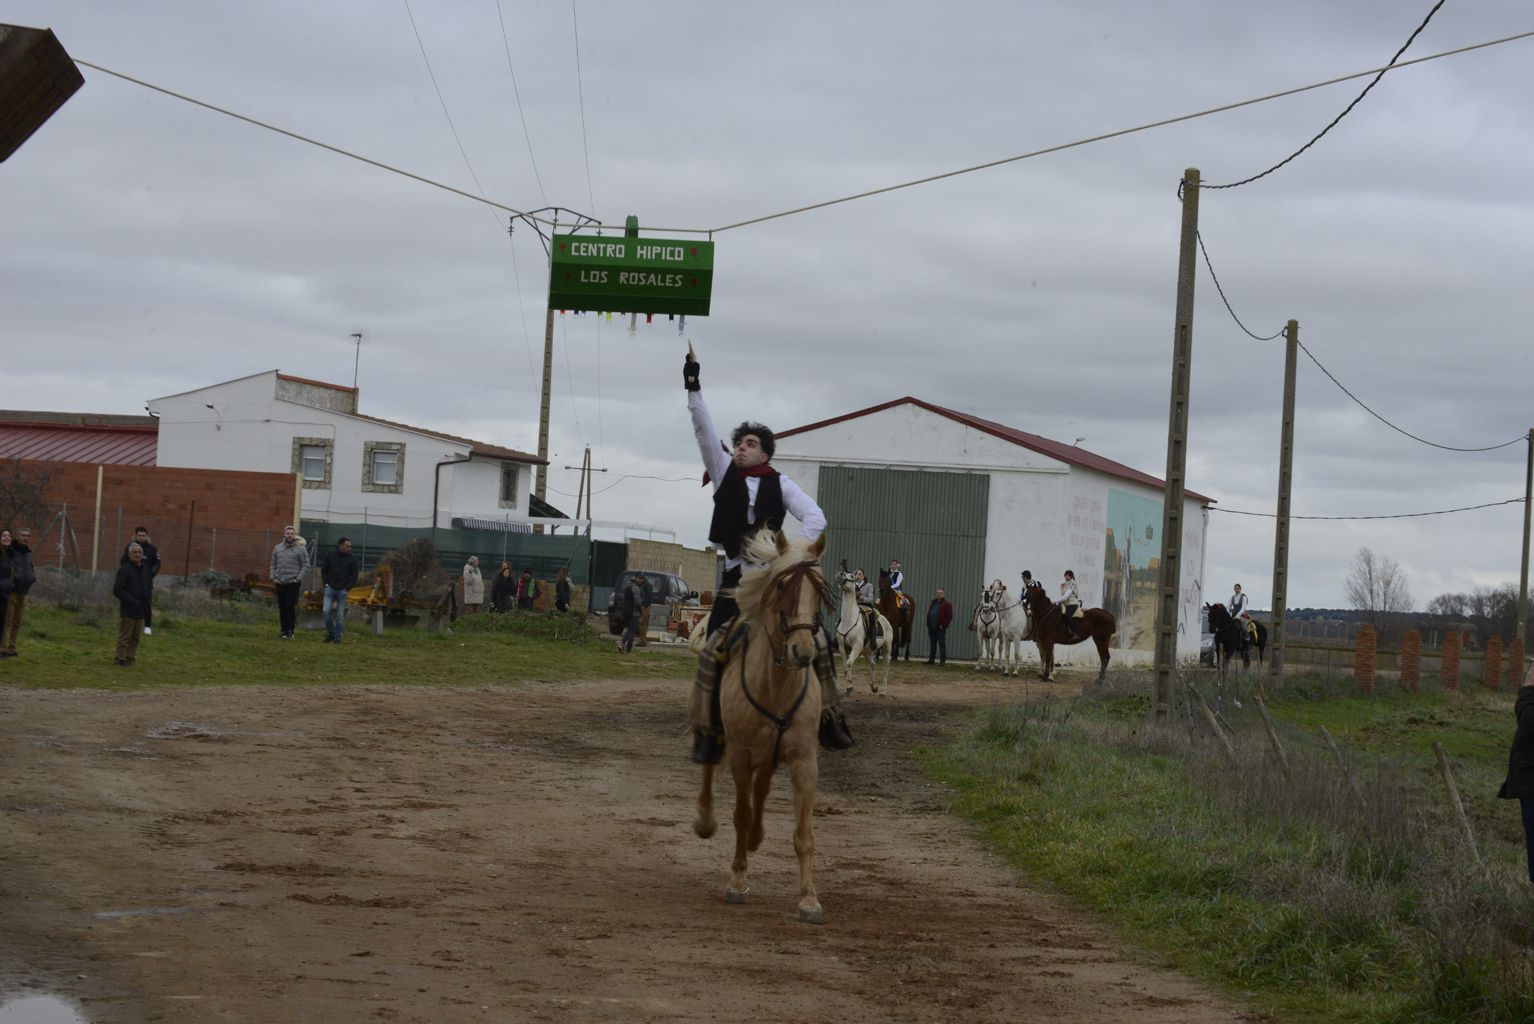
[816,466,989,661]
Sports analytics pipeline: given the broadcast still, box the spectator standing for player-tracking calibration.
[1499,661,1534,884]
[462,556,484,614]
[270,525,309,639]
[1,527,36,657]
[120,527,161,634]
[491,564,516,613]
[555,566,572,613]
[620,572,647,653]
[113,543,153,666]
[925,588,954,666]
[319,537,359,644]
[0,529,14,658]
[516,567,536,610]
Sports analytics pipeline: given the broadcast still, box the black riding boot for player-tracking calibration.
[814,621,854,751]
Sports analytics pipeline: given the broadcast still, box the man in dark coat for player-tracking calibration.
[1,526,34,657]
[620,573,647,654]
[1498,661,1534,883]
[319,537,360,644]
[925,589,954,666]
[113,543,154,666]
[121,526,161,634]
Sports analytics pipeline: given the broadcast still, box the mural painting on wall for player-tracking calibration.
[1103,489,1162,651]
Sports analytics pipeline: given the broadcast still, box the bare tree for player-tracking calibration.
[1344,546,1413,642]
[0,459,54,531]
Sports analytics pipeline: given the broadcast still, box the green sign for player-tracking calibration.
[548,234,714,316]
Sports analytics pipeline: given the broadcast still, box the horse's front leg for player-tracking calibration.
[694,763,718,839]
[727,752,754,903]
[789,752,823,924]
[747,756,775,852]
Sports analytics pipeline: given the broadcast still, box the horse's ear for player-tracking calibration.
[774,530,788,556]
[808,532,827,559]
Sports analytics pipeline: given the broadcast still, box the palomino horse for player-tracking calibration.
[834,567,892,693]
[1019,584,1117,682]
[694,531,833,924]
[877,569,915,661]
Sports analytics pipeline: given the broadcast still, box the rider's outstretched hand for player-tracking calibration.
[683,352,701,392]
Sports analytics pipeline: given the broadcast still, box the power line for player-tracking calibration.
[403,0,495,211]
[546,472,698,499]
[1205,0,1447,190]
[76,28,1534,236]
[494,0,548,207]
[570,0,598,218]
[1298,339,1527,452]
[1196,230,1283,341]
[1210,497,1524,520]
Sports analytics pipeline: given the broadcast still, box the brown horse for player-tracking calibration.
[694,530,831,924]
[877,569,914,661]
[1019,584,1117,682]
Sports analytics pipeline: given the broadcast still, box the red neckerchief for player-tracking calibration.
[702,454,778,487]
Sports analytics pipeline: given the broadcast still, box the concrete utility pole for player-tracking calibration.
[1519,427,1533,643]
[534,305,555,528]
[1152,168,1200,718]
[1270,319,1298,681]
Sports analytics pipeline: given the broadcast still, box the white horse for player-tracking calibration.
[834,569,891,693]
[993,587,1032,677]
[975,585,1004,671]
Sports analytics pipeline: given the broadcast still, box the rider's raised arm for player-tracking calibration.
[781,476,826,541]
[687,390,730,492]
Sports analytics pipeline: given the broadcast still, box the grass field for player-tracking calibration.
[0,598,690,690]
[924,669,1534,1024]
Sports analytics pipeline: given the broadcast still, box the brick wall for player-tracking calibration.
[19,459,298,579]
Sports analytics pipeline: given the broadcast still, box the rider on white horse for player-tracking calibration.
[684,348,853,765]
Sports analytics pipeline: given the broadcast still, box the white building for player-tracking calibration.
[774,397,1215,666]
[148,371,546,530]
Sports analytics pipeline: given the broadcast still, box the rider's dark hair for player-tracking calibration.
[732,421,775,459]
[337,536,350,546]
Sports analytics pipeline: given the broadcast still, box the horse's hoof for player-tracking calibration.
[798,904,825,925]
[725,887,749,904]
[694,815,716,839]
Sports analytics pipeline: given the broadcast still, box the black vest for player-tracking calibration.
[708,466,785,559]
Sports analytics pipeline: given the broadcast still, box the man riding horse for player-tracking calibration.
[852,567,882,647]
[685,347,854,765]
[1229,582,1251,653]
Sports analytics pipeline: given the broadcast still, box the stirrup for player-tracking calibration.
[818,709,854,751]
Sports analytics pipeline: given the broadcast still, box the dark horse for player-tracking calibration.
[1019,585,1117,682]
[877,569,914,662]
[1206,602,1267,682]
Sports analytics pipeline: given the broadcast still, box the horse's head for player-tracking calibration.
[738,531,828,668]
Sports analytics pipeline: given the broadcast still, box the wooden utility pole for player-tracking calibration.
[1519,427,1533,644]
[1152,168,1201,718]
[1270,319,1298,682]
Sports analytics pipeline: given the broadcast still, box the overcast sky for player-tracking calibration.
[4,1,1531,610]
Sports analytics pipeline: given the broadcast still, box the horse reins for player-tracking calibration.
[740,559,827,766]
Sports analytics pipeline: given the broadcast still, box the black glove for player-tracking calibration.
[683,354,701,392]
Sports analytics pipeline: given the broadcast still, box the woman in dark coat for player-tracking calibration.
[490,565,516,614]
[1498,661,1534,883]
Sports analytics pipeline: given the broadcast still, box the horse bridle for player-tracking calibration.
[764,559,831,669]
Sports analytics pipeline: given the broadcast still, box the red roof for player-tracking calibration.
[777,397,1215,505]
[0,421,158,466]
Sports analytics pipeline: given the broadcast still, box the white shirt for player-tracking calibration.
[1059,578,1080,606]
[1229,591,1249,618]
[689,390,826,571]
[888,569,904,592]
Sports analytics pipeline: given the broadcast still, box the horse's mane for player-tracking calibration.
[734,532,821,621]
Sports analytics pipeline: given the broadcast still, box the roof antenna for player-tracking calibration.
[351,332,363,391]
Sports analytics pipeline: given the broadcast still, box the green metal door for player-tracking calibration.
[816,466,989,661]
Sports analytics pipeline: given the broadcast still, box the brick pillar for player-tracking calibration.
[1400,629,1421,693]
[1441,630,1461,691]
[1509,638,1527,690]
[1484,635,1503,691]
[1354,624,1377,695]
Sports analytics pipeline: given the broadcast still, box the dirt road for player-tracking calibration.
[1,665,1259,1023]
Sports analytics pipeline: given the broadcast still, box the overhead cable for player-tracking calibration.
[1298,339,1527,452]
[1210,497,1525,520]
[570,0,598,218]
[1205,0,1447,190]
[75,28,1534,235]
[1196,230,1284,341]
[495,0,549,206]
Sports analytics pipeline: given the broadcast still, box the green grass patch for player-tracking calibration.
[0,600,689,690]
[923,680,1534,1024]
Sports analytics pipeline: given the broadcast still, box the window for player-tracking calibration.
[290,436,332,490]
[370,449,398,486]
[300,445,327,481]
[499,465,519,507]
[361,441,405,494]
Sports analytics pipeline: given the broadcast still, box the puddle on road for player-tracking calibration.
[0,994,89,1023]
